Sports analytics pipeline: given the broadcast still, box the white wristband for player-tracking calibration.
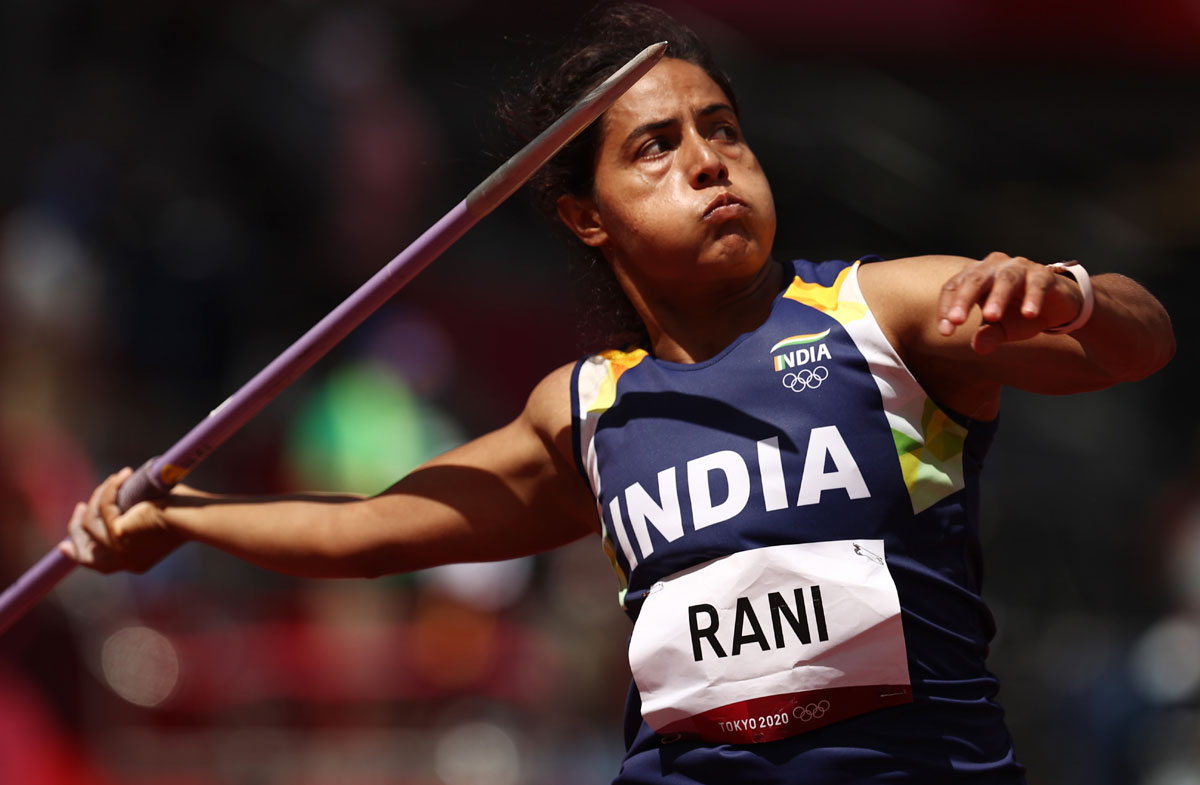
[1044,260,1094,334]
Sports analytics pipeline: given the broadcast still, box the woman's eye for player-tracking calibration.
[638,138,669,158]
[713,124,739,142]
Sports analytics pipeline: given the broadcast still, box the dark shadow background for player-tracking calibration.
[0,2,1196,784]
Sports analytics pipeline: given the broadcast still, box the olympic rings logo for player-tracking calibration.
[782,366,829,392]
[792,700,831,723]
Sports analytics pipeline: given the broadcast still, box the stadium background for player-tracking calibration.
[1,1,1197,783]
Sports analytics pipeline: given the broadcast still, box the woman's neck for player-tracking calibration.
[630,260,787,363]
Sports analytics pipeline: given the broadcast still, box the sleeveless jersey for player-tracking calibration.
[571,258,1025,784]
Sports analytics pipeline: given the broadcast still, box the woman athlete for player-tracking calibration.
[63,5,1174,783]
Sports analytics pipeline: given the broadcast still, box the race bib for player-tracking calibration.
[628,540,911,744]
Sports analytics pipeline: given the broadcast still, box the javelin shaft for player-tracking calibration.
[0,42,668,636]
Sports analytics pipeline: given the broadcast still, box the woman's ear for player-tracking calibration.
[556,194,608,248]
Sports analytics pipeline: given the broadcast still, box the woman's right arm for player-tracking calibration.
[63,363,599,578]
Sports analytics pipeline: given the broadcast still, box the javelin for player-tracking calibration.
[0,41,668,636]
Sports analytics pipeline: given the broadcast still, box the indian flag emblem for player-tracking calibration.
[771,329,833,372]
[770,329,831,353]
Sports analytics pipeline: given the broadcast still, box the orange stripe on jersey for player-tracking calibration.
[783,262,867,325]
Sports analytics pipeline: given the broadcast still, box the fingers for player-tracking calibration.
[64,467,181,575]
[98,467,134,546]
[971,322,1008,355]
[938,253,1062,350]
[83,471,120,548]
[937,253,1005,335]
[1019,266,1054,320]
[65,467,134,573]
[979,264,1025,324]
[65,501,93,565]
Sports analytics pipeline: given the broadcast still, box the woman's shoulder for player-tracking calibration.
[525,362,577,428]
[498,362,585,482]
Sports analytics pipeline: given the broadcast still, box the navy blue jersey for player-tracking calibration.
[571,258,1024,783]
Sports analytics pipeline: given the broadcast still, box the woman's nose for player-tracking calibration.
[687,136,727,188]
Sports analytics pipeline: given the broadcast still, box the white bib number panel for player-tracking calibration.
[628,539,911,744]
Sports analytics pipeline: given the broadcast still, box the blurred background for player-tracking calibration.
[0,1,1197,783]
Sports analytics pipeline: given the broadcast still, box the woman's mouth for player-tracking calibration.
[703,192,749,222]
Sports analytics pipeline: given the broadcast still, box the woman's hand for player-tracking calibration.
[936,251,1084,354]
[60,467,183,574]
[860,252,1173,420]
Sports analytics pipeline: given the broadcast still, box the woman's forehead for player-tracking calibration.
[601,58,732,138]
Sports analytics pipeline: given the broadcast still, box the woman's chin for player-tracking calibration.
[700,235,768,272]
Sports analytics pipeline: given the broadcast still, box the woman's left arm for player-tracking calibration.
[860,252,1175,419]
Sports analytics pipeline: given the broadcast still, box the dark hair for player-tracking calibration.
[498,2,739,349]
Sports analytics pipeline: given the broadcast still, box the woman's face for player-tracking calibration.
[560,58,776,297]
